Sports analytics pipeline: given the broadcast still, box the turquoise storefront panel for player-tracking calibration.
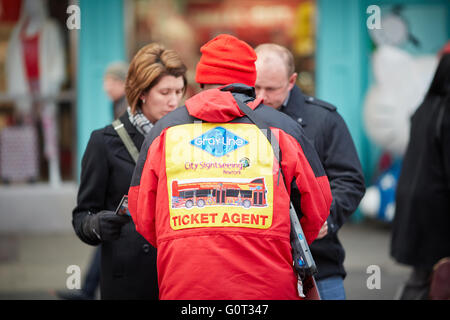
[77,0,125,177]
[316,0,449,220]
[316,0,450,184]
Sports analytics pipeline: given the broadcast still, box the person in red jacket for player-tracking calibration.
[128,34,332,300]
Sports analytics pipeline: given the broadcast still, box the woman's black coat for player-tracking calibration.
[391,94,450,269]
[72,113,158,299]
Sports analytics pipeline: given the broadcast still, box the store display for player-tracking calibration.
[5,0,66,186]
[0,125,39,182]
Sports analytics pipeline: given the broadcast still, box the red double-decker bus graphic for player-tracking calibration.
[171,178,267,209]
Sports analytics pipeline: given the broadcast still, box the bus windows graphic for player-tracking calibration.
[171,178,267,209]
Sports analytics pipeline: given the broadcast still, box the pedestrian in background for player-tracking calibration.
[71,43,187,299]
[391,52,450,300]
[254,43,365,300]
[103,61,129,119]
[128,34,332,299]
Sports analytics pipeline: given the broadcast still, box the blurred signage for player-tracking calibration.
[186,0,302,46]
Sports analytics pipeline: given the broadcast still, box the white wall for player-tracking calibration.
[0,183,77,233]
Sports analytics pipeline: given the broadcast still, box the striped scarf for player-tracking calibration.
[127,107,153,136]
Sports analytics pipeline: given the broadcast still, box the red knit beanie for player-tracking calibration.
[195,34,257,87]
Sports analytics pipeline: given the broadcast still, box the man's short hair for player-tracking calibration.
[104,62,129,82]
[255,43,295,77]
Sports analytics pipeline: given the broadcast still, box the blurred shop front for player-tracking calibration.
[0,0,318,232]
[130,0,317,96]
[0,0,78,233]
[0,0,77,185]
[315,0,449,222]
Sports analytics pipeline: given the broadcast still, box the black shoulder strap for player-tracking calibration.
[233,98,281,164]
[233,96,318,289]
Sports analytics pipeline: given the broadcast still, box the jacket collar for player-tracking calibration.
[185,83,262,123]
[220,83,256,104]
[280,85,307,127]
[119,112,138,136]
[107,112,144,143]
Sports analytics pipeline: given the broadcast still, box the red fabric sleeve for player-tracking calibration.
[275,128,332,244]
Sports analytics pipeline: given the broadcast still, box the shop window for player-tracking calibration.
[0,0,77,184]
[128,0,316,97]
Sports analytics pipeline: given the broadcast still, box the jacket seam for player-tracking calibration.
[157,230,290,245]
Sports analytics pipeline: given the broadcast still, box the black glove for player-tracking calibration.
[82,210,130,242]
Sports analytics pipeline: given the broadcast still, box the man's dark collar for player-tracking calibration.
[220,83,256,98]
[220,83,256,104]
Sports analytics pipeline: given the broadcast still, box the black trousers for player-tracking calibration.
[82,247,101,298]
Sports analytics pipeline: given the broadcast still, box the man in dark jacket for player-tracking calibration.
[255,43,365,299]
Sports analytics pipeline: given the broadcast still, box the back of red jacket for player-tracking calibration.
[128,85,332,299]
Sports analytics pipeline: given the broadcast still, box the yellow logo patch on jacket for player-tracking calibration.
[165,123,275,230]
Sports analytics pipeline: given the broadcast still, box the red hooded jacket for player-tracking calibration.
[128,85,332,299]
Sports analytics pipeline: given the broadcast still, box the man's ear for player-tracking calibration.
[287,72,298,91]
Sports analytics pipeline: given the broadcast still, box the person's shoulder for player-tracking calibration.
[88,120,120,146]
[98,113,136,137]
[302,95,348,129]
[84,128,106,153]
[90,126,108,139]
[163,105,193,123]
[303,95,337,112]
[255,103,306,137]
[256,103,298,122]
[142,106,195,148]
[82,127,109,160]
[97,120,120,138]
[152,106,193,133]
